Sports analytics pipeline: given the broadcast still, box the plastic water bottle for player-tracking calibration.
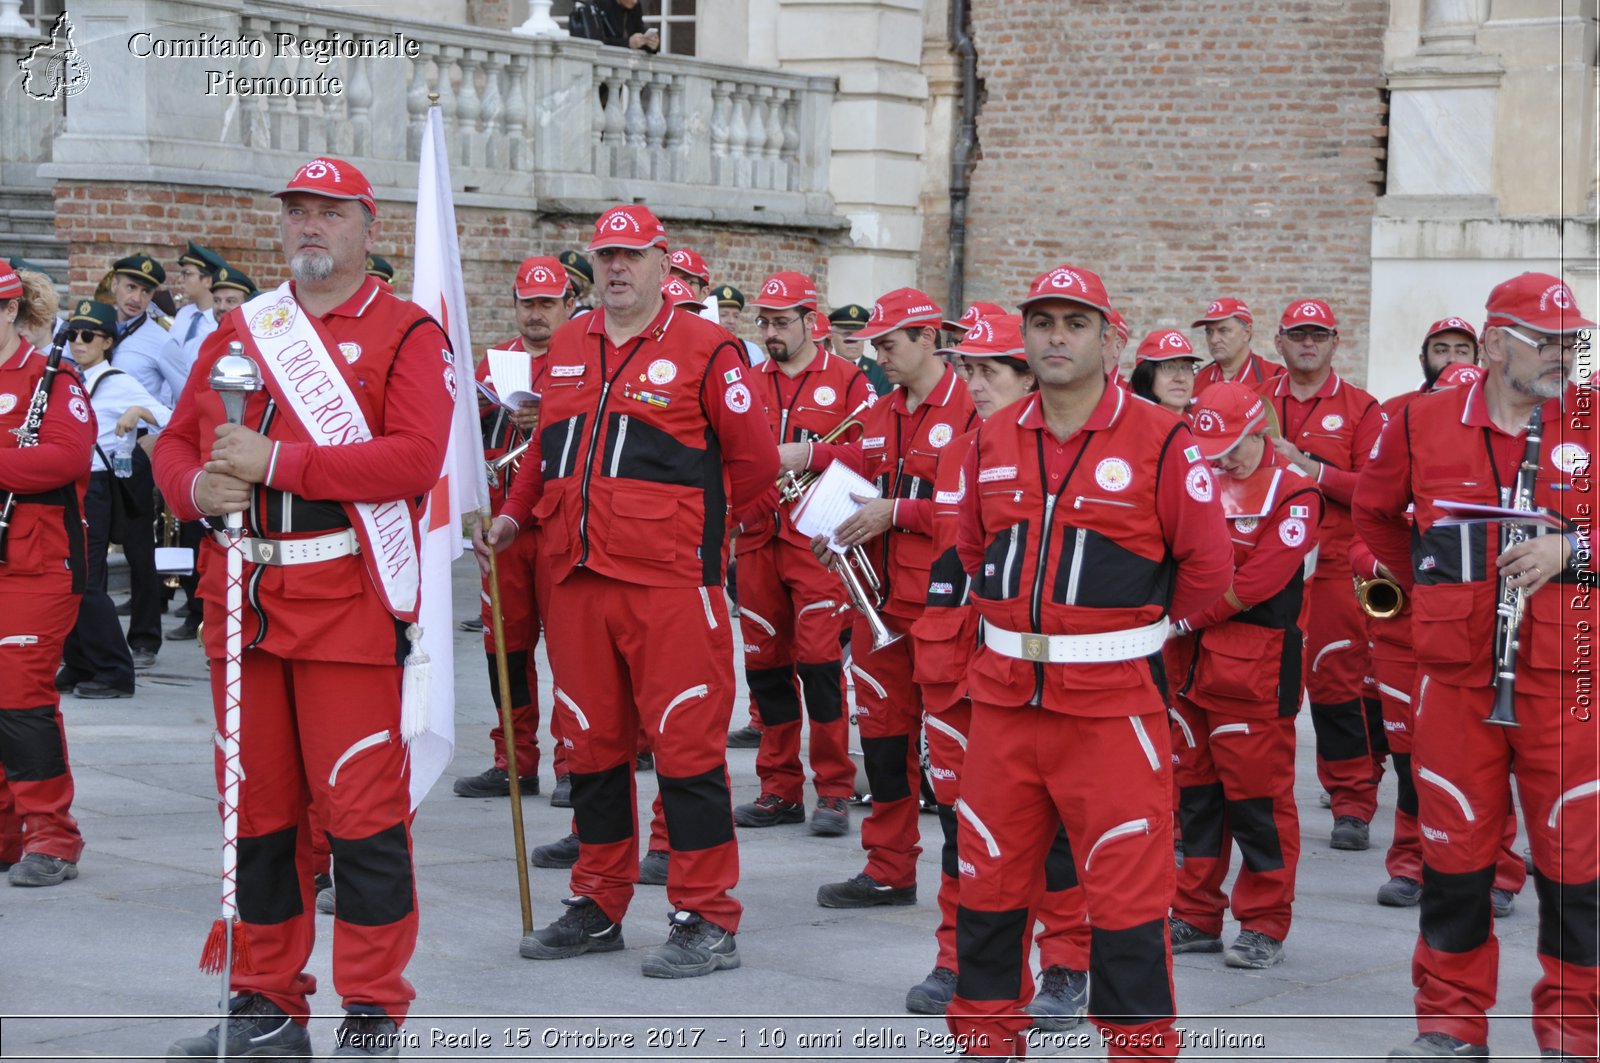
[111,432,135,478]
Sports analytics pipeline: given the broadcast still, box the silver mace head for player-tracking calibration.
[209,341,263,427]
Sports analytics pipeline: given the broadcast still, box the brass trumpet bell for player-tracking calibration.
[1355,575,1404,620]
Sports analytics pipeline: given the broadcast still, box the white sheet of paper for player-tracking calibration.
[487,348,540,407]
[791,460,881,555]
[1432,498,1564,530]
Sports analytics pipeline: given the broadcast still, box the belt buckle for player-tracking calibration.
[254,540,276,564]
[1020,634,1047,661]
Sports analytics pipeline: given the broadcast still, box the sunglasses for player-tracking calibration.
[66,328,111,343]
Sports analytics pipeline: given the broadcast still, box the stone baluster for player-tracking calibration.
[437,46,461,151]
[761,85,784,190]
[237,16,271,149]
[663,73,686,185]
[747,87,770,189]
[265,21,297,151]
[406,49,433,161]
[480,53,505,170]
[1418,0,1482,55]
[730,92,752,189]
[623,69,647,180]
[346,53,373,158]
[504,54,529,172]
[710,80,733,185]
[297,30,327,156]
[592,62,612,176]
[779,88,800,192]
[645,73,668,182]
[458,49,484,168]
[602,69,627,178]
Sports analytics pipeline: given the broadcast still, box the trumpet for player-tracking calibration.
[778,396,875,504]
[1354,574,1404,619]
[160,505,184,590]
[833,545,902,652]
[486,437,533,490]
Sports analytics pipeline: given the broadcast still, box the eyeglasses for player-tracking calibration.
[1502,326,1581,358]
[66,329,109,343]
[1153,360,1199,375]
[755,316,798,332]
[1282,328,1336,345]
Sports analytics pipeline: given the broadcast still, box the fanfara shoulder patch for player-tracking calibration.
[1320,413,1344,432]
[339,342,362,365]
[935,467,968,506]
[1279,516,1308,547]
[647,358,678,386]
[928,422,954,448]
[1185,463,1214,503]
[725,382,752,413]
[1552,442,1590,475]
[1095,457,1133,493]
[0,394,15,416]
[813,385,837,408]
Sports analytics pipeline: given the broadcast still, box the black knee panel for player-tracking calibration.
[1420,864,1494,954]
[1178,781,1225,858]
[797,661,844,724]
[660,765,735,852]
[746,666,801,726]
[1091,918,1175,1022]
[1533,867,1600,968]
[328,822,415,927]
[1044,823,1080,891]
[1226,796,1285,872]
[955,904,1030,1001]
[860,734,912,803]
[1393,753,1418,817]
[0,704,67,781]
[1363,696,1389,756]
[1310,699,1369,762]
[938,804,959,879]
[484,650,531,710]
[572,763,633,845]
[237,825,302,925]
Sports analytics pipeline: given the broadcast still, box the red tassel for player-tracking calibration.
[197,919,251,974]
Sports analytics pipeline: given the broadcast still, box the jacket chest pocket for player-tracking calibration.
[973,517,1029,602]
[604,486,680,560]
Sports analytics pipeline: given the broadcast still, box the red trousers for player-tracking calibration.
[544,569,741,931]
[949,702,1177,1060]
[1409,676,1598,1059]
[848,612,924,889]
[0,588,83,864]
[213,653,416,1022]
[1306,574,1381,821]
[737,538,852,803]
[1170,700,1298,941]
[926,698,1089,974]
[479,529,565,779]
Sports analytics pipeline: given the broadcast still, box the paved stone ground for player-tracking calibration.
[0,563,1552,1061]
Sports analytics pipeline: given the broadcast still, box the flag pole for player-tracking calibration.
[484,507,534,933]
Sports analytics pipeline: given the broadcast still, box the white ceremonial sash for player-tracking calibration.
[238,285,421,621]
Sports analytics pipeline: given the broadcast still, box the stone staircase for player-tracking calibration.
[0,187,68,290]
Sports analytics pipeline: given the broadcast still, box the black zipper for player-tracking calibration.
[576,332,649,567]
[1027,431,1094,705]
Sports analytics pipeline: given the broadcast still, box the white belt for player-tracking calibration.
[214,529,360,566]
[983,618,1170,664]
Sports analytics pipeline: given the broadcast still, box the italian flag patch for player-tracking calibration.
[1184,446,1202,463]
[1290,505,1310,518]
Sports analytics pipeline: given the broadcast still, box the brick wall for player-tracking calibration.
[54,181,834,357]
[929,0,1388,383]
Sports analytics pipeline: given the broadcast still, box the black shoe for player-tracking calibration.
[734,793,805,827]
[531,832,580,869]
[174,601,191,618]
[817,871,915,908]
[330,1011,400,1057]
[635,751,654,772]
[726,725,763,748]
[1386,1032,1490,1059]
[905,966,957,1015]
[8,853,78,887]
[638,849,669,885]
[313,873,335,915]
[1378,876,1423,907]
[1224,929,1284,969]
[1174,838,1185,868]
[451,766,538,798]
[810,796,850,836]
[54,667,88,692]
[166,993,311,1058]
[457,616,483,632]
[130,648,158,671]
[640,910,740,978]
[168,617,201,641]
[75,681,134,700]
[519,896,623,960]
[1330,815,1371,851]
[1027,965,1088,1031]
[1491,887,1515,918]
[550,773,573,808]
[1168,915,1223,953]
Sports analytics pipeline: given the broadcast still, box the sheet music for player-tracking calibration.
[486,348,540,407]
[1432,498,1564,530]
[791,460,881,555]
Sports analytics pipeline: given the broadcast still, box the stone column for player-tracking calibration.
[1417,0,1483,55]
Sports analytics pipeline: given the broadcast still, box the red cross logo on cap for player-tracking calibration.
[1050,270,1079,290]
[533,267,551,283]
[1208,300,1224,315]
[764,280,783,295]
[1298,302,1323,318]
[607,212,636,232]
[1546,284,1573,311]
[1160,332,1184,349]
[1196,411,1221,432]
[303,160,331,180]
[969,320,994,342]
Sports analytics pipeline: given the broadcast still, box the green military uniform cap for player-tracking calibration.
[558,249,594,286]
[828,303,871,328]
[67,298,118,334]
[365,254,395,282]
[112,253,165,288]
[711,284,744,310]
[177,241,226,276]
[6,256,55,282]
[211,266,258,296]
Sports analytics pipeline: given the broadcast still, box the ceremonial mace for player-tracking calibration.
[484,506,535,936]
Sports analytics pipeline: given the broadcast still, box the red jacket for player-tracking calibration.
[826,364,977,619]
[154,279,453,664]
[499,299,779,589]
[956,383,1233,715]
[1269,370,1384,571]
[478,336,549,515]
[1194,352,1284,395]
[0,339,92,593]
[911,431,980,713]
[1354,380,1595,696]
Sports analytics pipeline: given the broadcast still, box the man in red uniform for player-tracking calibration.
[1192,298,1282,393]
[668,247,711,304]
[483,204,779,978]
[1356,272,1596,1062]
[157,157,454,1057]
[1166,382,1322,970]
[731,271,868,833]
[946,264,1232,1059]
[0,263,93,889]
[1268,299,1386,851]
[815,287,976,909]
[453,257,572,801]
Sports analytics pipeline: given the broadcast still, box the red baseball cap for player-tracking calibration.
[588,205,669,252]
[811,312,832,343]
[751,271,818,313]
[1134,329,1198,364]
[1484,272,1596,334]
[1018,265,1114,316]
[938,314,1025,358]
[662,275,703,308]
[856,288,944,341]
[668,247,709,284]
[1424,316,1478,343]
[942,301,1007,334]
[0,262,20,301]
[514,256,569,299]
[1190,382,1269,459]
[1432,362,1484,391]
[1107,308,1130,345]
[274,157,376,216]
[1279,299,1338,332]
[1192,297,1253,327]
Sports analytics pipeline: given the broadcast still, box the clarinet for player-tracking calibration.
[0,332,69,565]
[1486,404,1544,728]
